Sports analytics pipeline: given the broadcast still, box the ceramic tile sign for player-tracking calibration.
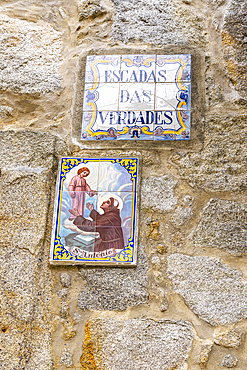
[50,157,140,266]
[81,54,191,141]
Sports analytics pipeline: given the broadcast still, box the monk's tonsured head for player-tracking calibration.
[77,167,90,177]
[100,197,119,212]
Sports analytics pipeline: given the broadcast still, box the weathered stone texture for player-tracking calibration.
[78,246,149,311]
[0,130,67,169]
[199,340,213,368]
[0,14,63,94]
[171,195,194,226]
[60,348,73,367]
[0,169,51,254]
[0,248,39,323]
[111,0,204,47]
[171,206,193,226]
[141,175,177,212]
[191,199,247,256]
[205,75,224,106]
[0,105,13,118]
[213,328,242,348]
[222,0,247,98]
[171,205,193,226]
[111,0,177,45]
[222,354,238,368]
[0,0,246,368]
[78,0,106,20]
[60,272,71,287]
[0,248,53,370]
[172,114,247,192]
[206,0,225,5]
[0,130,67,369]
[57,288,68,299]
[81,318,194,370]
[0,130,67,254]
[167,254,247,326]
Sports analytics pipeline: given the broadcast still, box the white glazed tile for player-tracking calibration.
[155,83,179,110]
[83,83,120,111]
[85,55,121,83]
[155,83,191,111]
[121,55,156,83]
[156,54,191,83]
[119,83,155,111]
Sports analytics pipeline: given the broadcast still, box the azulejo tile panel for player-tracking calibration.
[85,55,121,83]
[50,157,140,266]
[81,54,191,141]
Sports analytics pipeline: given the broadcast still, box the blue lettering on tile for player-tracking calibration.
[83,54,191,140]
[157,70,166,82]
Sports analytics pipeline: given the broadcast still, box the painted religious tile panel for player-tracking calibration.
[50,157,140,266]
[81,54,191,141]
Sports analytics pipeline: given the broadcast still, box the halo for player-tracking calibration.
[97,193,123,214]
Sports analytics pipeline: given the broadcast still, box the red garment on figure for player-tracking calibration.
[68,175,94,216]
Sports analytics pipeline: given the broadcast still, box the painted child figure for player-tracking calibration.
[68,167,97,220]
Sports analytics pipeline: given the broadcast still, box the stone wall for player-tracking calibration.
[0,0,246,369]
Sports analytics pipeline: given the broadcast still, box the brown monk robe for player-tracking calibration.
[72,197,124,253]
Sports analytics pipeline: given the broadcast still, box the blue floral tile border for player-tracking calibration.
[50,157,140,266]
[81,54,191,141]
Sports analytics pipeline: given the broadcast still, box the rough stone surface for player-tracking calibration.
[222,0,247,98]
[81,318,194,370]
[0,248,39,323]
[0,14,63,94]
[0,130,67,369]
[57,288,68,299]
[191,199,247,256]
[141,175,177,212]
[199,339,213,368]
[161,294,168,311]
[167,254,247,326]
[203,0,225,6]
[60,302,69,318]
[0,247,53,370]
[60,348,73,367]
[78,246,149,311]
[172,114,247,192]
[205,75,224,106]
[0,105,13,118]
[171,206,193,226]
[60,273,71,287]
[222,354,238,368]
[0,131,67,254]
[78,0,106,20]
[0,130,67,169]
[111,0,204,46]
[213,328,242,348]
[0,168,51,254]
[111,0,177,45]
[0,0,247,368]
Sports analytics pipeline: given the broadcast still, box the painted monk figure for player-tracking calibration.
[68,167,97,220]
[70,198,124,253]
